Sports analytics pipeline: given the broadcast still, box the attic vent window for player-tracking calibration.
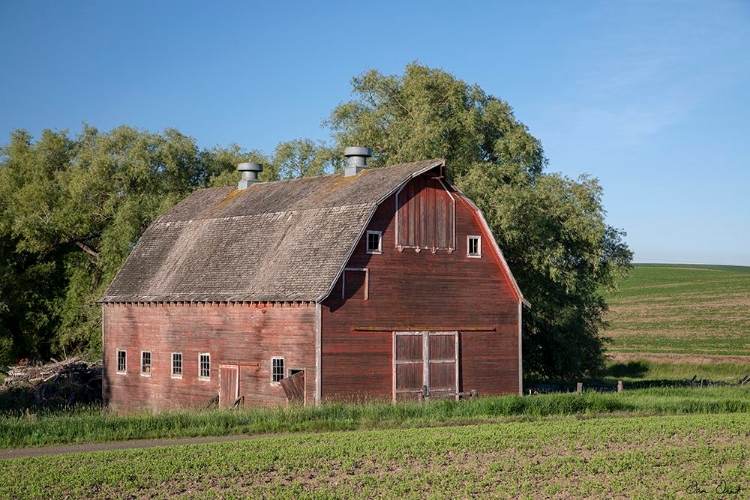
[366,231,382,254]
[468,236,481,258]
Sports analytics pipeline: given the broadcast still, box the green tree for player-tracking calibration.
[327,63,632,378]
[0,125,243,361]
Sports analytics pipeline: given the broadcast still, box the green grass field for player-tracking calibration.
[604,264,750,380]
[1,412,746,499]
[2,387,748,450]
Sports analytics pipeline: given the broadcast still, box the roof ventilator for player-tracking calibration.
[344,147,372,177]
[237,161,263,189]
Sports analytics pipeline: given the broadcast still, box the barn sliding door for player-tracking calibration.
[393,331,458,401]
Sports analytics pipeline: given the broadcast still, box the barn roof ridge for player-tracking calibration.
[100,158,446,304]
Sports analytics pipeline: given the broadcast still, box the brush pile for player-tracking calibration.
[1,357,103,408]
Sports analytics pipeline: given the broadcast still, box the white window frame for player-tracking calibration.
[199,353,211,381]
[141,351,152,377]
[271,356,285,384]
[171,352,183,379]
[467,235,482,258]
[116,349,127,374]
[366,230,383,254]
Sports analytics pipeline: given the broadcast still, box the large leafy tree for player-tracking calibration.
[327,63,632,378]
[0,126,242,363]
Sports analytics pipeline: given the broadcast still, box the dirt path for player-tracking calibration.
[0,434,258,460]
[607,352,750,364]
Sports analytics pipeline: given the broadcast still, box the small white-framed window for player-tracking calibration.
[271,357,285,383]
[172,352,183,378]
[141,351,152,376]
[366,230,382,254]
[467,235,482,258]
[116,350,127,374]
[199,353,211,380]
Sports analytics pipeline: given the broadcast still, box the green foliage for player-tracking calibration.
[0,126,243,362]
[327,63,632,378]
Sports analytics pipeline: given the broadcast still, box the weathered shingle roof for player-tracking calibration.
[100,159,445,303]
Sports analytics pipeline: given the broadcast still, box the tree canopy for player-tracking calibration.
[0,63,631,379]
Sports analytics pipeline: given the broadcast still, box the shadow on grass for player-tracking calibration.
[604,361,649,379]
[0,386,36,413]
[0,381,103,415]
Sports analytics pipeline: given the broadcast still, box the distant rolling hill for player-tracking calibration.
[604,264,750,364]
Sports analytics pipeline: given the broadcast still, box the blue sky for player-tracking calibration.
[1,1,749,266]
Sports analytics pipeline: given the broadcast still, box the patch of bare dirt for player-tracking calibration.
[607,352,750,365]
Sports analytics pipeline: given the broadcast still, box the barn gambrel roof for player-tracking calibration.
[100,159,448,303]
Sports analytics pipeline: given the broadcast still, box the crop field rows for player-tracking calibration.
[605,265,750,358]
[1,413,747,499]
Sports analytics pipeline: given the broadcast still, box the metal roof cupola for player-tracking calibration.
[344,146,372,177]
[237,161,263,189]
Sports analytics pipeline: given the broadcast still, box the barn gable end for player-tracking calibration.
[319,173,523,402]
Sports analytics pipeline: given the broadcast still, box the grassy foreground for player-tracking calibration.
[1,413,746,499]
[1,386,748,450]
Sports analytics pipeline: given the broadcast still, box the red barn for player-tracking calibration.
[100,150,526,412]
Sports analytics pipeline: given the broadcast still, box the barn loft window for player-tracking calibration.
[199,353,211,380]
[366,230,382,254]
[172,352,183,378]
[141,351,152,376]
[396,175,456,251]
[116,350,127,374]
[271,357,285,383]
[468,236,482,258]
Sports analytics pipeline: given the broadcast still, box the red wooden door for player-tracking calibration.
[428,333,458,399]
[394,333,424,401]
[219,364,239,408]
[393,332,458,401]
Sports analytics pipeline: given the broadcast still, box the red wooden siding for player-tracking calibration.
[102,301,316,412]
[321,174,521,401]
[396,175,455,251]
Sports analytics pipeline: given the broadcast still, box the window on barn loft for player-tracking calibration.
[116,350,127,374]
[172,352,182,378]
[366,230,382,254]
[141,351,152,376]
[199,353,210,380]
[271,357,285,383]
[467,236,482,258]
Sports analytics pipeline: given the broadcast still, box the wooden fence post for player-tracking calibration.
[576,382,583,394]
[617,380,623,393]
